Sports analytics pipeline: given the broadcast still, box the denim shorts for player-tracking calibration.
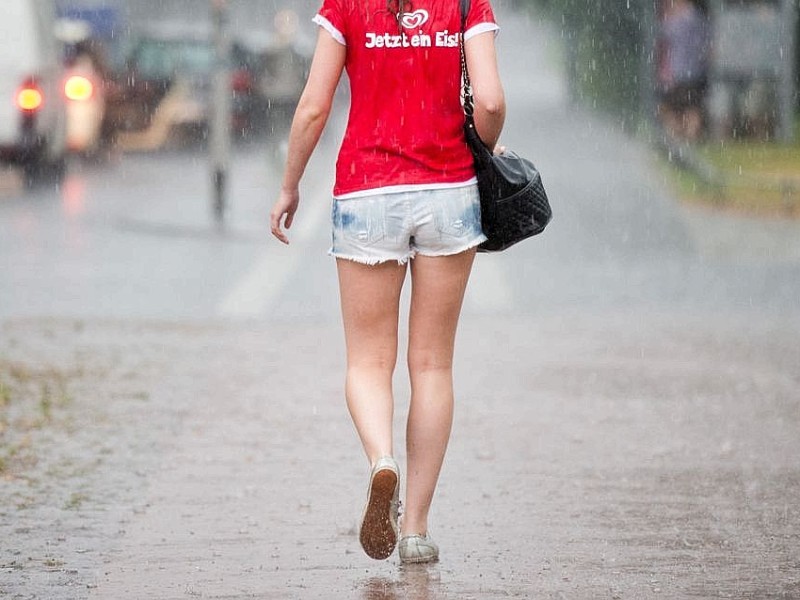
[329,185,487,265]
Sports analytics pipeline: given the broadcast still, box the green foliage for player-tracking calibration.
[0,361,74,476]
[522,0,652,125]
[662,124,800,215]
[64,492,89,511]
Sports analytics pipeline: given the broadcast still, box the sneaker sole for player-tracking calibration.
[399,542,439,564]
[359,468,398,560]
[399,554,439,564]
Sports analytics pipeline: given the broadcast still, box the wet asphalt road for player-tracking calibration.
[2,6,800,600]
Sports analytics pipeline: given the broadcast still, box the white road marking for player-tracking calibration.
[217,165,332,318]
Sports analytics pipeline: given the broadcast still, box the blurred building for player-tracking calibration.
[58,0,318,35]
[56,0,318,63]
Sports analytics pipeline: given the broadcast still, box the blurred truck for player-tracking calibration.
[0,0,68,187]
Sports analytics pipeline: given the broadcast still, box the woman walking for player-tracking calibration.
[270,0,505,563]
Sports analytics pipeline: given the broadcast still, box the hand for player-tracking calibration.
[270,187,300,245]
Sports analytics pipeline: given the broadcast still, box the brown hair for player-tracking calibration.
[386,0,413,29]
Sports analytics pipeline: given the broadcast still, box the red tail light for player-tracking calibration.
[17,79,43,112]
[65,75,94,101]
[231,69,252,93]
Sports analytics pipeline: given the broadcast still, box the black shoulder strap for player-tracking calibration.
[459,0,474,117]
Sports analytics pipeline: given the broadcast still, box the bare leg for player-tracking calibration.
[658,103,683,140]
[402,249,477,535]
[336,258,407,465]
[682,107,703,142]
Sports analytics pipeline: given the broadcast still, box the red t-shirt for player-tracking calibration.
[313,0,499,198]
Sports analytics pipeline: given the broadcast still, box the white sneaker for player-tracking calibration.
[358,456,400,560]
[398,533,439,564]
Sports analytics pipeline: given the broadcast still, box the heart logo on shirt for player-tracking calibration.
[400,9,429,30]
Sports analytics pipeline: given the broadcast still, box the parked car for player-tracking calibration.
[249,10,311,130]
[235,11,312,134]
[0,0,67,186]
[105,25,263,150]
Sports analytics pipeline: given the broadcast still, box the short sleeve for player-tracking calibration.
[464,0,499,41]
[313,0,347,45]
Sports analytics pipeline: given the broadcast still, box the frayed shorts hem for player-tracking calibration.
[327,249,415,266]
[327,233,485,266]
[414,233,487,258]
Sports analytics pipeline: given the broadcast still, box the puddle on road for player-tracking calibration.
[357,566,445,600]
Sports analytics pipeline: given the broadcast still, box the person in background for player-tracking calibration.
[270,0,505,564]
[656,0,711,142]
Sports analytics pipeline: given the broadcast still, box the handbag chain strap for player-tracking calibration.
[459,0,474,118]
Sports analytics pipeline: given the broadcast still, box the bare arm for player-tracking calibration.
[464,31,505,151]
[270,29,346,244]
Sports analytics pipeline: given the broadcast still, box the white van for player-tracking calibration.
[0,0,67,186]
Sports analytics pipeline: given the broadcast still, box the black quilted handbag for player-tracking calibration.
[460,0,552,252]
